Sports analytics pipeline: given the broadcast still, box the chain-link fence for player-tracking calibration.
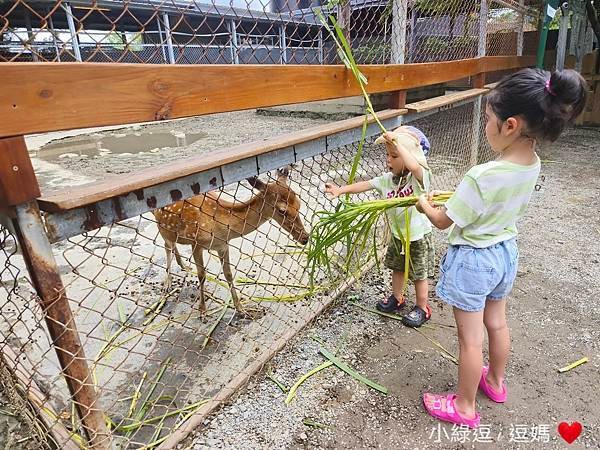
[1,0,540,447]
[1,0,540,64]
[0,94,496,448]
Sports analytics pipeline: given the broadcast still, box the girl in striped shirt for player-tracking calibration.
[417,68,587,428]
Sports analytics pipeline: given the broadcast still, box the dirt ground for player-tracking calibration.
[180,126,600,450]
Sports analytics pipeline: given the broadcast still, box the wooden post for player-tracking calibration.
[389,90,407,109]
[0,137,111,448]
[391,0,408,64]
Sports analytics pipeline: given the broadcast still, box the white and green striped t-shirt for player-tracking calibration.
[445,157,541,248]
[370,170,433,242]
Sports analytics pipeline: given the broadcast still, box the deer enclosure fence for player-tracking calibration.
[0,0,542,448]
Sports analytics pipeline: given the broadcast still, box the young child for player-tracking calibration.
[325,126,434,327]
[417,68,587,427]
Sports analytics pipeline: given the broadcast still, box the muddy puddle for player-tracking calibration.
[34,130,207,161]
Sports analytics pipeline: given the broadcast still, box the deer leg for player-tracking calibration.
[173,245,190,271]
[217,247,242,312]
[191,245,207,316]
[217,247,263,319]
[163,239,176,290]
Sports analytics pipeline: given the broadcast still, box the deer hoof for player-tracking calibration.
[236,305,265,320]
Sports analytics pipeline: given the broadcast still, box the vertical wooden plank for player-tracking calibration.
[472,73,486,88]
[389,90,407,109]
[0,136,41,208]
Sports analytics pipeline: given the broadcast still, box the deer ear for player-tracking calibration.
[246,176,267,191]
[276,166,290,183]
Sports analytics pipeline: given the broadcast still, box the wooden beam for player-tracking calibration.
[0,56,535,139]
[405,88,488,113]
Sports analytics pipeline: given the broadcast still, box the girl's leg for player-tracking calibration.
[483,299,509,391]
[453,307,485,419]
[391,270,406,300]
[414,279,429,311]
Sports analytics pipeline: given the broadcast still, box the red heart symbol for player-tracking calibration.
[558,422,582,444]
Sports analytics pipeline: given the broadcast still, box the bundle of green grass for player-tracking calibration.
[306,192,452,282]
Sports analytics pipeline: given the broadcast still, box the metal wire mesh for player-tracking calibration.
[0,0,540,64]
[0,223,68,449]
[0,0,541,446]
[0,95,499,447]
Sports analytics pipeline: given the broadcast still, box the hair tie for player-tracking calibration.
[545,79,556,96]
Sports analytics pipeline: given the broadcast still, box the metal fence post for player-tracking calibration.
[48,15,61,62]
[517,0,525,56]
[163,12,176,64]
[0,136,110,448]
[470,0,488,167]
[23,10,39,62]
[391,0,408,64]
[280,24,287,64]
[62,2,82,62]
[556,3,570,70]
[157,16,168,63]
[229,19,239,64]
[338,1,351,44]
[318,28,324,64]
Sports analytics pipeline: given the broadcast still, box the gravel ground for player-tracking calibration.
[175,126,600,450]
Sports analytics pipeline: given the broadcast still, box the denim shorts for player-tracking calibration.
[436,238,519,312]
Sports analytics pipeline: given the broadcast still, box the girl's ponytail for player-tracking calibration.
[487,68,587,142]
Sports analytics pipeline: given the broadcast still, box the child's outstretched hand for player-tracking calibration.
[325,183,342,198]
[381,131,397,145]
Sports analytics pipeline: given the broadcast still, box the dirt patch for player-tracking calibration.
[184,127,600,450]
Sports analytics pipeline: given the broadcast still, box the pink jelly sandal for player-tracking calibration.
[423,393,480,429]
[479,366,507,403]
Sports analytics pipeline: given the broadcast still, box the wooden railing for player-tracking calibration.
[0,56,534,139]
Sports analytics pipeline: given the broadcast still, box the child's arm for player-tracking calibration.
[325,181,374,198]
[417,192,454,230]
[382,132,424,183]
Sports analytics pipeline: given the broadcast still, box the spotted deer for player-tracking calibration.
[152,168,309,317]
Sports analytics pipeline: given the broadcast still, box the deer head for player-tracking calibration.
[246,168,309,245]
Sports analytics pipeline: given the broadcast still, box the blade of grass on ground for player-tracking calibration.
[558,356,588,373]
[285,361,334,404]
[319,346,387,395]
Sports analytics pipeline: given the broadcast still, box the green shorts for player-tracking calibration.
[384,232,435,281]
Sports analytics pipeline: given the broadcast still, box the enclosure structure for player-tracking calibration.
[1,0,541,65]
[0,1,545,449]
